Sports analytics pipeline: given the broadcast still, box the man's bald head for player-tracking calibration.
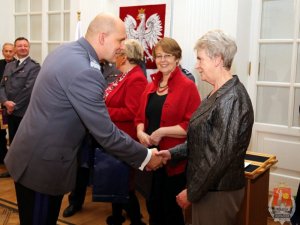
[84,12,126,63]
[86,12,123,39]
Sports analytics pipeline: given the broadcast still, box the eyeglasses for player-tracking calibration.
[155,54,174,61]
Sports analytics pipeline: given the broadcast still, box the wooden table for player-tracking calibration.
[236,151,277,225]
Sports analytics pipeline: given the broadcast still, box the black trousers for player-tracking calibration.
[68,166,90,208]
[7,114,22,144]
[291,183,300,224]
[0,129,7,163]
[147,168,186,225]
[110,190,143,224]
[15,182,63,225]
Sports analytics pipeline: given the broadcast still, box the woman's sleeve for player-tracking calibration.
[178,83,201,131]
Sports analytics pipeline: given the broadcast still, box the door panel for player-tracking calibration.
[257,132,300,193]
[260,0,294,39]
[256,86,289,125]
[258,44,292,83]
[251,0,300,195]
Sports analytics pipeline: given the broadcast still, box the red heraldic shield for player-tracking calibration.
[120,4,166,69]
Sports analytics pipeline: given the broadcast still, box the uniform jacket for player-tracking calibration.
[170,76,254,202]
[4,37,148,195]
[0,59,14,109]
[106,65,148,140]
[0,59,14,79]
[135,66,201,176]
[0,57,40,117]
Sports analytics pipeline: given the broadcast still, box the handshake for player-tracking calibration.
[145,148,171,171]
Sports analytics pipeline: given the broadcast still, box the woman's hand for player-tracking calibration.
[156,150,171,165]
[176,189,191,209]
[150,128,164,146]
[137,130,152,147]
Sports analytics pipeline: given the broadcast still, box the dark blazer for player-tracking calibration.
[0,57,40,117]
[170,75,254,203]
[4,38,148,195]
[0,59,11,79]
[0,59,12,108]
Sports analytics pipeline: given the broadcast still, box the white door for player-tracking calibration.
[13,0,77,64]
[249,0,300,195]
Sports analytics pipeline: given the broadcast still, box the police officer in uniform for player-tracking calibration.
[0,43,15,166]
[0,37,40,177]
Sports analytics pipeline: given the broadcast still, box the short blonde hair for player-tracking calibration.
[194,30,237,70]
[123,39,144,64]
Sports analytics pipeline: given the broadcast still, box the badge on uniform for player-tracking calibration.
[90,60,100,71]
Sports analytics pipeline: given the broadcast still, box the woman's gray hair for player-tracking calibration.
[194,30,237,70]
[124,39,144,64]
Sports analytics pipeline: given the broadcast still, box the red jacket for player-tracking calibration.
[135,66,201,176]
[106,65,147,140]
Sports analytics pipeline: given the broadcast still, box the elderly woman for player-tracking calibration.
[104,39,148,225]
[135,37,201,225]
[158,30,254,225]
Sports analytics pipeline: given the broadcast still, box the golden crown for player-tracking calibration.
[138,8,145,14]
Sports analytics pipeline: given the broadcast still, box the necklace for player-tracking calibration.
[157,85,168,93]
[159,81,168,88]
[157,79,168,93]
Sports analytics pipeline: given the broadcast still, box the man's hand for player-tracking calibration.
[156,150,171,165]
[176,189,191,209]
[145,148,163,171]
[3,101,15,114]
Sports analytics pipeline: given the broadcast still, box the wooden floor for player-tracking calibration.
[0,164,286,225]
[0,164,149,225]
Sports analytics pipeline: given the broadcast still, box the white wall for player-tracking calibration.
[0,0,14,59]
[0,0,252,92]
[75,0,251,97]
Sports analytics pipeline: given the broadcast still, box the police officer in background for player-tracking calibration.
[0,43,15,167]
[0,37,40,178]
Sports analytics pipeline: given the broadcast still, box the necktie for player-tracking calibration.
[100,62,104,73]
[16,60,20,67]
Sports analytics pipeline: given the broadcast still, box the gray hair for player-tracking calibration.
[194,30,237,70]
[2,43,14,50]
[124,39,144,64]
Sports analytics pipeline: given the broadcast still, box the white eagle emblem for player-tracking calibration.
[124,8,162,62]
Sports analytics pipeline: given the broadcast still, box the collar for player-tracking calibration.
[150,66,181,87]
[78,37,101,71]
[16,56,29,65]
[207,75,239,101]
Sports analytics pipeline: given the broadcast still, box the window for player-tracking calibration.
[256,0,300,128]
[14,0,71,63]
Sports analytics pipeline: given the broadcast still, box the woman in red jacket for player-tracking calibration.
[135,37,201,225]
[105,39,147,225]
